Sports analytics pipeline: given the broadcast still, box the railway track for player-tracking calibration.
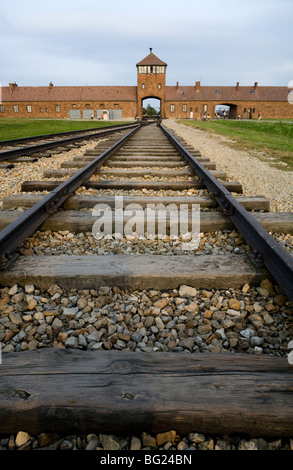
[0,122,137,166]
[0,121,292,448]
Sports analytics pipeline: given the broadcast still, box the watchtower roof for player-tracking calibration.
[136,52,167,67]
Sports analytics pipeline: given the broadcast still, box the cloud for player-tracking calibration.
[1,0,293,87]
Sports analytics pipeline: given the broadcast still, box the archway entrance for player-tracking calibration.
[215,103,238,119]
[141,97,161,119]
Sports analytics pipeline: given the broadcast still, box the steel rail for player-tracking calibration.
[0,123,139,162]
[0,124,141,268]
[0,121,137,147]
[160,123,293,302]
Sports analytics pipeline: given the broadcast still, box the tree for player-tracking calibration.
[143,104,158,116]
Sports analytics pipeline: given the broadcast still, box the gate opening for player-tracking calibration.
[215,104,238,119]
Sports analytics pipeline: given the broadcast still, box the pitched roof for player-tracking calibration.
[136,52,167,66]
[2,85,137,102]
[166,85,290,102]
[2,84,289,103]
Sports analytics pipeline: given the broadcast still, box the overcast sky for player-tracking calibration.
[1,0,292,88]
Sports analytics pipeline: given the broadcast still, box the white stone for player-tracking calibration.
[15,431,30,447]
[179,285,197,297]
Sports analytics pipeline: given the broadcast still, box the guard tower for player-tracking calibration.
[136,49,167,119]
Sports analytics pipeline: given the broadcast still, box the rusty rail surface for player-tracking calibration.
[160,123,293,302]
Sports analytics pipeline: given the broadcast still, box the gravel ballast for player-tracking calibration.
[1,124,293,451]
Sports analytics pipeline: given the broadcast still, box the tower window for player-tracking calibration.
[158,84,162,89]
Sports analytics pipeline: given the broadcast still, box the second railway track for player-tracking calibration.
[0,121,292,448]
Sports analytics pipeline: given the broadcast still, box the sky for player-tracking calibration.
[1,0,293,89]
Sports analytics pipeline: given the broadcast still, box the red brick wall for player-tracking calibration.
[165,100,293,119]
[1,98,293,121]
[137,69,166,118]
[0,101,137,120]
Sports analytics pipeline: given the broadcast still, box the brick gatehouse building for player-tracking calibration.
[1,50,293,120]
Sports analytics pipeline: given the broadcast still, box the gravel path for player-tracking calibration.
[163,120,293,212]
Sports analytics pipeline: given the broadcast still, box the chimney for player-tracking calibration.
[49,81,53,88]
[195,81,200,92]
[176,82,179,90]
[236,82,240,91]
[9,82,17,92]
[254,81,258,91]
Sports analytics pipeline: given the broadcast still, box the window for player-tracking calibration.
[0,105,5,113]
[158,84,162,89]
[72,104,77,108]
[27,105,32,113]
[99,104,104,108]
[45,108,48,113]
[138,66,147,73]
[39,108,43,113]
[195,108,198,113]
[142,84,145,89]
[203,104,207,112]
[170,105,175,112]
[216,90,220,94]
[56,105,60,112]
[182,105,187,112]
[14,105,19,113]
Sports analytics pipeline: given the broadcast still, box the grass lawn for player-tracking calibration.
[0,118,132,141]
[177,119,293,170]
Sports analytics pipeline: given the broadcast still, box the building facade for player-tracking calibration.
[1,51,293,120]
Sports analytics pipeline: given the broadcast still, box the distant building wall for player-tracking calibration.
[164,100,293,119]
[0,100,136,120]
